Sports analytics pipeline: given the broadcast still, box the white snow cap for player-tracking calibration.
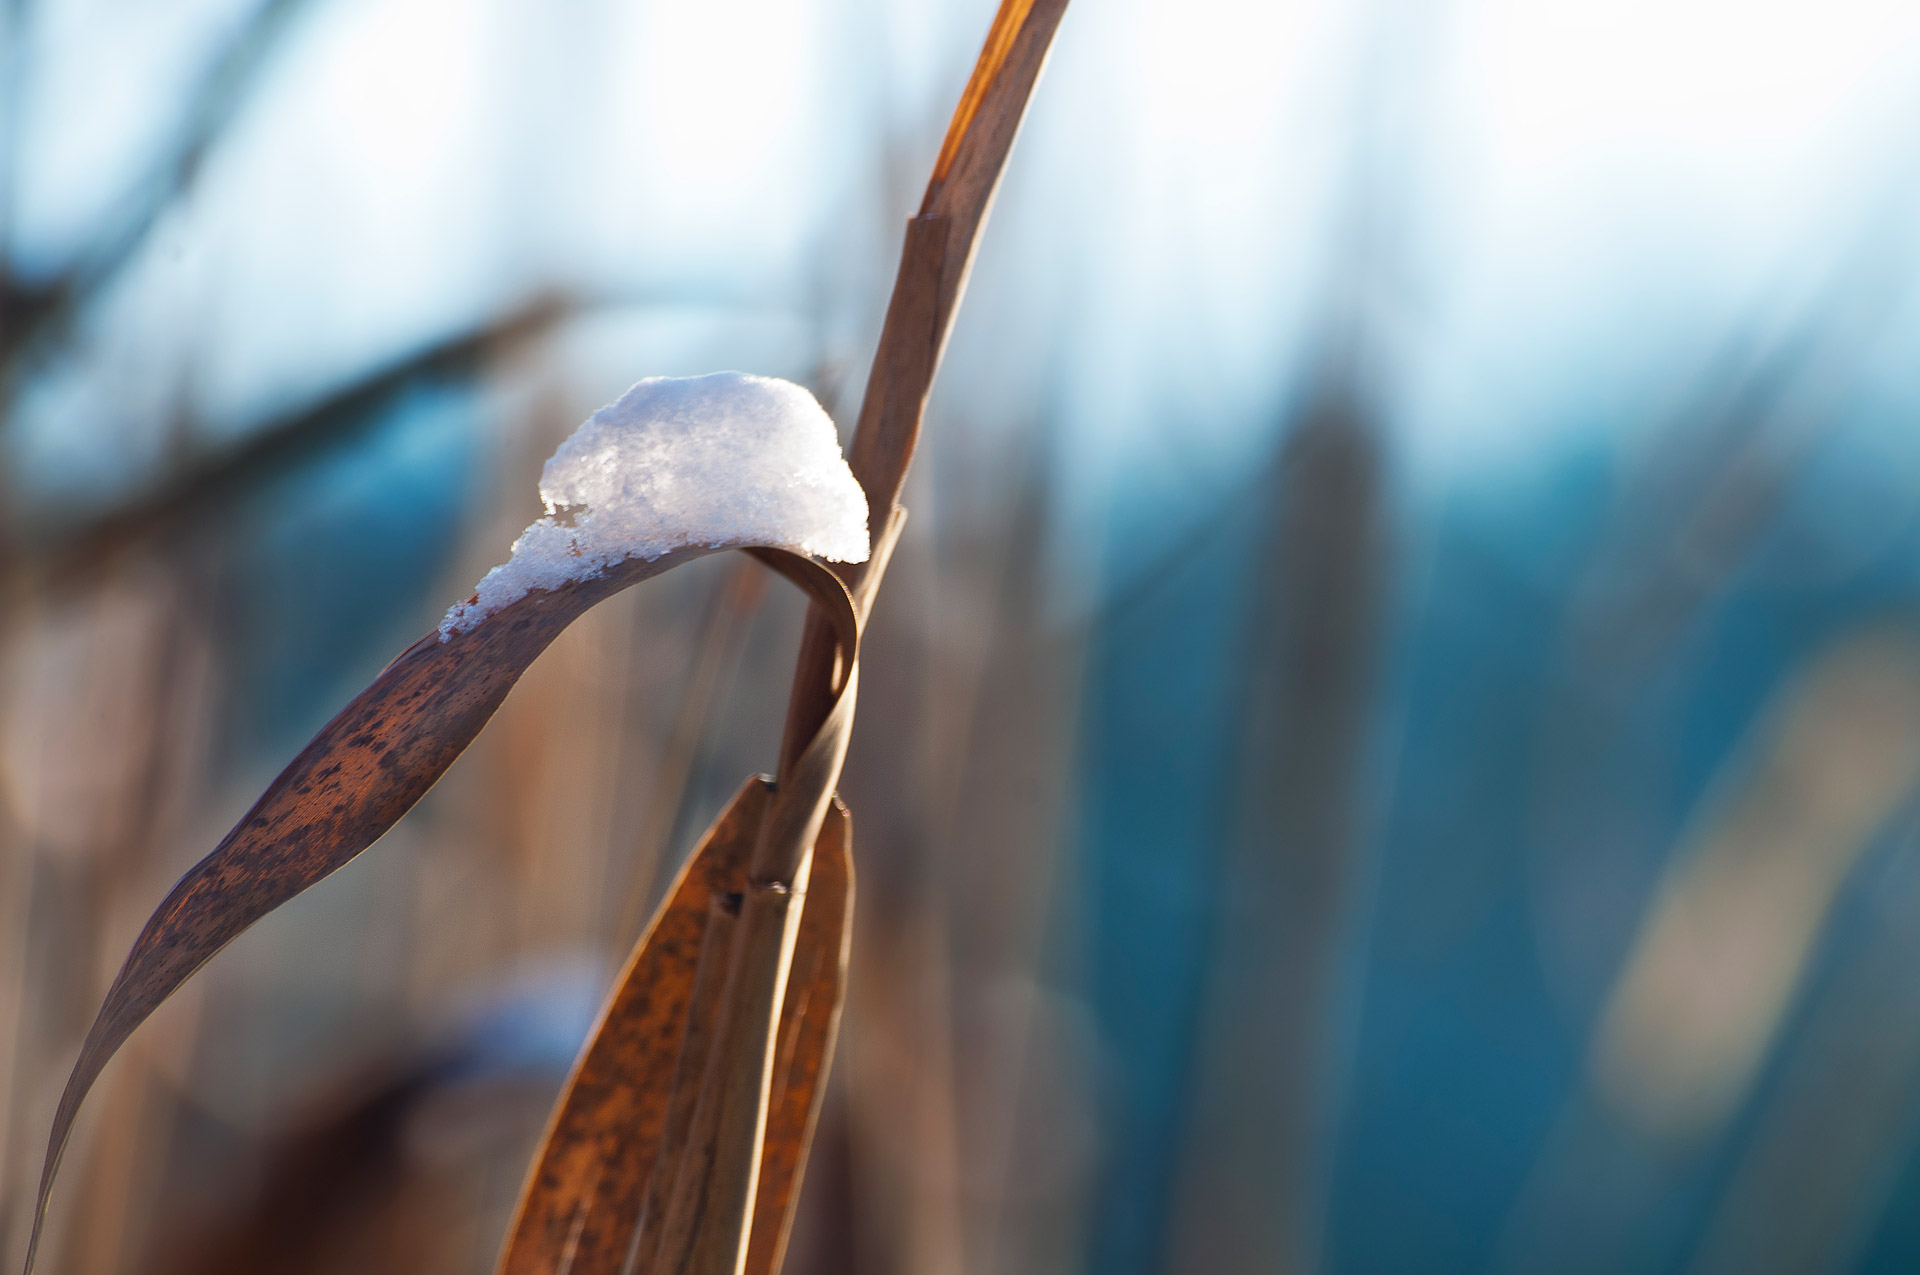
[441,372,868,637]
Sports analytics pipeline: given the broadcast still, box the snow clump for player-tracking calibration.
[440,372,868,638]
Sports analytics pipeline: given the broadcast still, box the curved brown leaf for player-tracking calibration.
[23,544,856,1275]
[495,778,853,1275]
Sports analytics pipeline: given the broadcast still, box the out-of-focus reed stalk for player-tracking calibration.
[1165,381,1386,1275]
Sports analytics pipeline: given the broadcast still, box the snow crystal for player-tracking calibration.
[440,372,868,637]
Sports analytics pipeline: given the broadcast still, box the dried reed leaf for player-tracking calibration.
[496,778,852,1275]
[23,547,857,1275]
[498,776,765,1275]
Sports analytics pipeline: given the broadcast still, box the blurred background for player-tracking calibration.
[7,0,1920,1271]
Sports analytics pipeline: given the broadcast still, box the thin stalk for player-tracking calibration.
[769,0,1071,849]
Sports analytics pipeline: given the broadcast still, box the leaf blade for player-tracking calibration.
[22,545,761,1273]
[494,783,854,1275]
[498,776,768,1274]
